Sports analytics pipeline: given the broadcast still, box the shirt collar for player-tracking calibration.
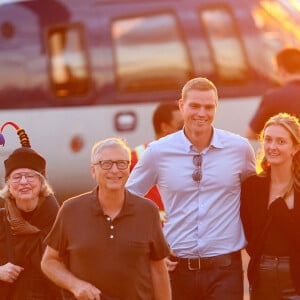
[209,128,225,149]
[180,127,224,154]
[91,187,135,217]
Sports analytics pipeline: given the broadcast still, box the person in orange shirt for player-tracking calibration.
[130,101,183,223]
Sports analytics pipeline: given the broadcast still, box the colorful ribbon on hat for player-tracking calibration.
[0,121,31,147]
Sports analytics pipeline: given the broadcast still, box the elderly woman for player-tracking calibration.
[0,125,61,299]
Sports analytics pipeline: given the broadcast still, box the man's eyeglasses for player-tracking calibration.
[10,172,39,183]
[94,160,130,170]
[192,154,202,183]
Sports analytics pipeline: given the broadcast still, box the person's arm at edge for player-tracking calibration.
[41,245,101,300]
[126,146,157,196]
[245,126,259,140]
[150,259,171,300]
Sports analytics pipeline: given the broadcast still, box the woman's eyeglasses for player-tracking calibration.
[10,172,39,183]
[192,154,202,183]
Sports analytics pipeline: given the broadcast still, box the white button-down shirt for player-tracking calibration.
[126,128,256,258]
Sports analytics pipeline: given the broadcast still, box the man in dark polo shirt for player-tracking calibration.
[41,137,171,300]
[246,47,300,139]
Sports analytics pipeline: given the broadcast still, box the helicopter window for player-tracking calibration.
[251,0,300,82]
[112,13,192,93]
[47,23,91,98]
[200,6,250,84]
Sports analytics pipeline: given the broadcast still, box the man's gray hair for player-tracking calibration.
[91,137,131,164]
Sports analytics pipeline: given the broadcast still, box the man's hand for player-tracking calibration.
[0,262,24,283]
[71,279,101,300]
[165,251,178,272]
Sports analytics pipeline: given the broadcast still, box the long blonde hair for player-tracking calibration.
[258,113,300,191]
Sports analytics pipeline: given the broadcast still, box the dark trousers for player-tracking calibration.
[250,255,300,300]
[169,251,243,300]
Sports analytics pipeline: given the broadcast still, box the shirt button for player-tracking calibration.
[110,225,114,230]
[110,235,114,239]
[106,217,111,221]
